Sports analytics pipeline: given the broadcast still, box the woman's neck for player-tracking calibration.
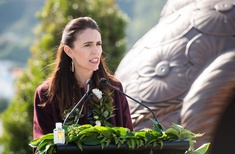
[74,70,93,88]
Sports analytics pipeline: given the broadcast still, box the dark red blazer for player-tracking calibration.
[33,81,133,139]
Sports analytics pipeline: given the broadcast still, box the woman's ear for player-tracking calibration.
[64,45,73,58]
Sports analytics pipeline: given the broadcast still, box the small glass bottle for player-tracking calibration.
[53,122,65,144]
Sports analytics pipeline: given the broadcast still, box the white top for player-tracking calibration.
[55,122,62,129]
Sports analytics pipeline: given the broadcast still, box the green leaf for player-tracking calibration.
[186,143,210,154]
[83,135,102,145]
[145,134,157,145]
[112,127,130,137]
[78,127,97,136]
[94,126,112,138]
[150,118,164,133]
[165,128,179,139]
[40,143,55,154]
[29,133,53,147]
[103,110,109,117]
[135,131,147,138]
[75,141,83,151]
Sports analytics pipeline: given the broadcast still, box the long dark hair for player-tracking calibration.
[46,17,117,117]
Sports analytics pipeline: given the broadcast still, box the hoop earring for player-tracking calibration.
[71,61,75,72]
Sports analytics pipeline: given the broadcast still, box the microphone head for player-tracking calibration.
[86,79,92,86]
[85,79,92,93]
[100,78,108,85]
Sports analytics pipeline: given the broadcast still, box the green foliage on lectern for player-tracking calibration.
[29,121,210,154]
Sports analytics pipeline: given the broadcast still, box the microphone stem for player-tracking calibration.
[63,93,88,126]
[106,82,159,123]
[63,79,92,126]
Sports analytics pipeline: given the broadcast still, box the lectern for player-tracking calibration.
[56,140,189,154]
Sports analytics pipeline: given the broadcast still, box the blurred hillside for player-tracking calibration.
[0,0,45,64]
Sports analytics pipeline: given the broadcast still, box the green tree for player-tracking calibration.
[0,0,127,153]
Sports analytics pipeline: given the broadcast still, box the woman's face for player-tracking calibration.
[67,28,102,75]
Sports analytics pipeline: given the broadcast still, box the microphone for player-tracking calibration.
[63,79,92,126]
[100,78,163,131]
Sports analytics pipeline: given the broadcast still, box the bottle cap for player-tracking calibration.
[55,122,62,128]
